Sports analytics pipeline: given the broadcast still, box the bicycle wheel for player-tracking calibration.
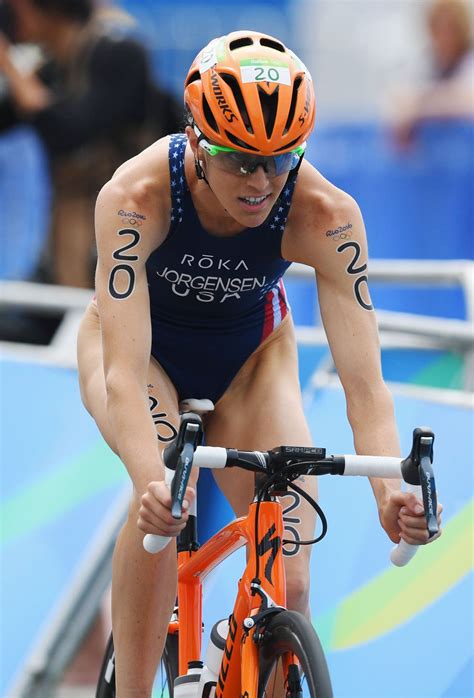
[258,610,333,698]
[96,631,179,697]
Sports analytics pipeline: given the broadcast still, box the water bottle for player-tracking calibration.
[198,619,229,697]
[174,660,203,697]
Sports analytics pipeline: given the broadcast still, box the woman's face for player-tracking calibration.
[187,127,288,229]
[204,157,288,228]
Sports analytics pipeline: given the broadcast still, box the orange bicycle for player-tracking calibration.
[96,400,438,697]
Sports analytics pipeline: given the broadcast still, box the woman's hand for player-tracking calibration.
[379,490,443,545]
[138,481,196,538]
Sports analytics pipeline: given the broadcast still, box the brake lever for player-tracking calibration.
[170,438,197,518]
[401,427,438,538]
[164,413,203,519]
[418,440,439,538]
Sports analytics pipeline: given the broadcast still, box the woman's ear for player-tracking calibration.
[185,125,198,156]
[186,126,206,180]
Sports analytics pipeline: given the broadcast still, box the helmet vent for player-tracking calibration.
[275,137,300,152]
[258,85,279,139]
[259,38,285,53]
[224,130,258,151]
[185,70,200,87]
[229,37,254,51]
[221,73,253,133]
[202,94,219,133]
[283,76,302,135]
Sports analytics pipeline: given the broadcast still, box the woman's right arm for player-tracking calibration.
[94,172,168,496]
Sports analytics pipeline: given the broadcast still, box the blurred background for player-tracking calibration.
[1,0,473,696]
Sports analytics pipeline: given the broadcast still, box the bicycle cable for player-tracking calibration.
[253,463,328,585]
[283,480,328,547]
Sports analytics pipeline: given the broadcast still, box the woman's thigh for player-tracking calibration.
[205,316,317,586]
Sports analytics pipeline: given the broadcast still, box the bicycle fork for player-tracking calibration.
[216,499,287,698]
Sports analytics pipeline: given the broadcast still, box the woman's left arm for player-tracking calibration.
[289,187,442,545]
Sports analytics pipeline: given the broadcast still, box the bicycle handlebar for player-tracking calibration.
[143,467,176,554]
[389,483,422,566]
[143,424,438,564]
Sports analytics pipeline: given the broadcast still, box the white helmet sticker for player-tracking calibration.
[199,38,220,74]
[288,49,312,81]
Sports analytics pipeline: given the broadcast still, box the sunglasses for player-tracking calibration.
[194,126,305,177]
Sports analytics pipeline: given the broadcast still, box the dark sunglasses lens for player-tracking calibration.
[273,152,296,175]
[214,150,300,176]
[238,156,277,176]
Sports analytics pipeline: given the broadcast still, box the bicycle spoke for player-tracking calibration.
[262,656,310,697]
[157,658,171,697]
[263,660,278,696]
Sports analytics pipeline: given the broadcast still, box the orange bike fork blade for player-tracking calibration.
[240,626,259,697]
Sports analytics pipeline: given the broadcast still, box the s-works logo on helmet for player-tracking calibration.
[211,69,238,123]
[298,83,312,126]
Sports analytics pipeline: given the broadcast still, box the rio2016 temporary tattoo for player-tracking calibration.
[117,209,146,227]
[148,396,177,443]
[282,491,302,557]
[326,222,352,241]
[336,240,373,311]
[108,228,140,300]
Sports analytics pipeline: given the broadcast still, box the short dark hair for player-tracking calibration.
[31,0,93,23]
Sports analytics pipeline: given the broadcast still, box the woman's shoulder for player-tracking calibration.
[290,159,360,229]
[97,135,177,218]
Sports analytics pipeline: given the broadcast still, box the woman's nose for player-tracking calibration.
[246,164,270,189]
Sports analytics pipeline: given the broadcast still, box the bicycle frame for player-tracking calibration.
[139,417,438,698]
[172,497,287,697]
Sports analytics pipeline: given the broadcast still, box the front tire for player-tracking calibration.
[95,631,179,697]
[258,610,332,697]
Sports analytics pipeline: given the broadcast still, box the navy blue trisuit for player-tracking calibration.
[145,134,298,404]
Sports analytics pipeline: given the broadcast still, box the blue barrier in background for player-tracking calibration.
[306,121,474,260]
[0,127,51,280]
[284,276,468,323]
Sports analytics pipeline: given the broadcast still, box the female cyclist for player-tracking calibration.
[77,31,442,697]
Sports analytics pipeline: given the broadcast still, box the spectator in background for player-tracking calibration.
[0,0,182,288]
[390,0,474,149]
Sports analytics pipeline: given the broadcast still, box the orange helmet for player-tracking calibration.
[184,30,316,156]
